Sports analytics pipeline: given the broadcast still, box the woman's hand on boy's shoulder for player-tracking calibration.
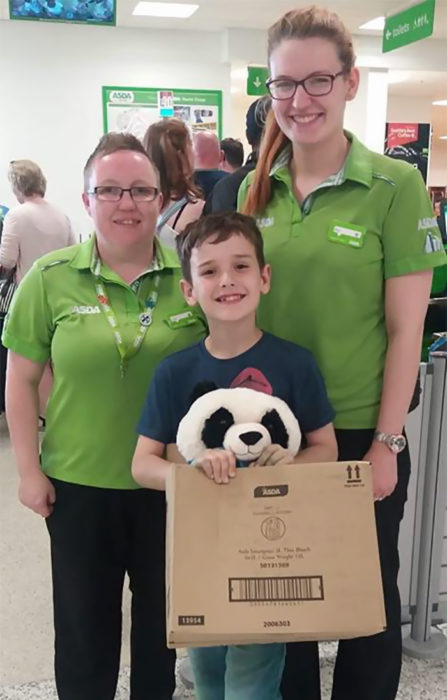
[193,448,236,484]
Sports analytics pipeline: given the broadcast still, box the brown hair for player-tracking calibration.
[242,5,355,216]
[9,159,47,197]
[143,119,202,203]
[83,132,159,191]
[176,212,265,283]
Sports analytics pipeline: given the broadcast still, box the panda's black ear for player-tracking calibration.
[189,381,219,407]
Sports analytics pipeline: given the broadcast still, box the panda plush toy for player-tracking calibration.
[176,386,301,467]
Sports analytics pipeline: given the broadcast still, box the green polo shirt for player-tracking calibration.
[238,133,447,429]
[2,236,206,489]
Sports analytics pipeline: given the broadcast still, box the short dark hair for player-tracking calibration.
[83,132,159,191]
[220,138,244,169]
[245,96,271,148]
[176,212,265,283]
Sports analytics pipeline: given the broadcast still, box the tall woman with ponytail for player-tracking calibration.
[239,6,446,700]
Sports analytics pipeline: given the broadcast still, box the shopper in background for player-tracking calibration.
[0,160,75,422]
[143,118,204,247]
[210,96,270,213]
[0,159,75,283]
[219,137,244,173]
[0,206,10,414]
[239,6,447,700]
[2,132,206,700]
[193,130,228,204]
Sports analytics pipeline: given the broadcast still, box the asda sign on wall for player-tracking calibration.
[102,86,223,139]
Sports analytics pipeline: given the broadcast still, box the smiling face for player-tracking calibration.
[269,37,359,147]
[180,232,270,326]
[82,150,162,251]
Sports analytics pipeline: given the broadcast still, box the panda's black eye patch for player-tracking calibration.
[201,408,235,449]
[261,409,289,448]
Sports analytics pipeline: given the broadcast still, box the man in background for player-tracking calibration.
[210,96,270,213]
[219,138,244,174]
[193,131,228,202]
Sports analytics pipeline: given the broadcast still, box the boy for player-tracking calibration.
[132,212,337,700]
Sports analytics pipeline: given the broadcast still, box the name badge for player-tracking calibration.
[165,310,197,329]
[328,220,366,248]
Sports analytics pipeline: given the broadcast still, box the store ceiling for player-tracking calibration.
[116,0,447,37]
[1,0,446,105]
[1,0,447,36]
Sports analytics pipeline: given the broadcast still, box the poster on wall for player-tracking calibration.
[384,122,431,183]
[102,86,223,141]
[10,0,115,25]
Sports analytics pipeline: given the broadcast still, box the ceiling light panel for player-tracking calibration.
[359,16,385,31]
[133,2,199,18]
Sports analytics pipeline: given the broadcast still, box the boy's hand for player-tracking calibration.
[254,444,293,467]
[193,449,237,484]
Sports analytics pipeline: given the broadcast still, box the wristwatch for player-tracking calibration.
[374,430,407,454]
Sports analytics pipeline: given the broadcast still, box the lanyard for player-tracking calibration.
[95,274,160,377]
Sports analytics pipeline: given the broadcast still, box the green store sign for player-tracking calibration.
[382,0,435,53]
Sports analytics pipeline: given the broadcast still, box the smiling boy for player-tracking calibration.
[132,212,336,699]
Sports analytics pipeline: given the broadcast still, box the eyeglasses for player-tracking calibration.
[87,186,159,202]
[266,71,345,100]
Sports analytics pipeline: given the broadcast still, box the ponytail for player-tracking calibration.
[242,111,288,216]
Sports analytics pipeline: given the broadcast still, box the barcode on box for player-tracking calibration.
[229,575,324,602]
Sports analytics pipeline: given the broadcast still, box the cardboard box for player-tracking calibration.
[166,461,386,648]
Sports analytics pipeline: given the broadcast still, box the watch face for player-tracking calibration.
[390,435,406,453]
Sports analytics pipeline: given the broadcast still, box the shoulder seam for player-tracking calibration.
[39,259,71,272]
[371,172,397,187]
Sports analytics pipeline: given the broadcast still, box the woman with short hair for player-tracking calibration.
[3,133,206,699]
[1,159,75,282]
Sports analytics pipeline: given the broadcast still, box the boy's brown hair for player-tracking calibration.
[176,212,266,283]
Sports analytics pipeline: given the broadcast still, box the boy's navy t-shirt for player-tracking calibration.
[137,332,334,444]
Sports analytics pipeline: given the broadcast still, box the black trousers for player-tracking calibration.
[46,479,176,700]
[281,428,411,700]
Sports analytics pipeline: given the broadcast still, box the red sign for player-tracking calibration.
[385,123,419,148]
[384,122,431,183]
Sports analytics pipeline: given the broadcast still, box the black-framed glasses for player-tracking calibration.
[87,186,159,202]
[266,71,345,100]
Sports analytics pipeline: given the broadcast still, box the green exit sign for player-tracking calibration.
[247,66,269,96]
[383,0,435,52]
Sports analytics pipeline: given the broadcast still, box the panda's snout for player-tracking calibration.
[239,430,263,446]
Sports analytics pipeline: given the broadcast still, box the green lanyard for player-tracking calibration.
[94,273,160,377]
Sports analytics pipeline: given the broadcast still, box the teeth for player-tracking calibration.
[292,114,319,123]
[117,220,138,224]
[218,294,242,302]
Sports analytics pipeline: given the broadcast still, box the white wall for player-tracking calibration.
[1,20,446,238]
[0,21,231,238]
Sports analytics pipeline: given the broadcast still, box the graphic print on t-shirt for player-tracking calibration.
[230,367,273,395]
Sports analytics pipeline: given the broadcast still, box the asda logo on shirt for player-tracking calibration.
[418,217,438,230]
[72,305,101,315]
